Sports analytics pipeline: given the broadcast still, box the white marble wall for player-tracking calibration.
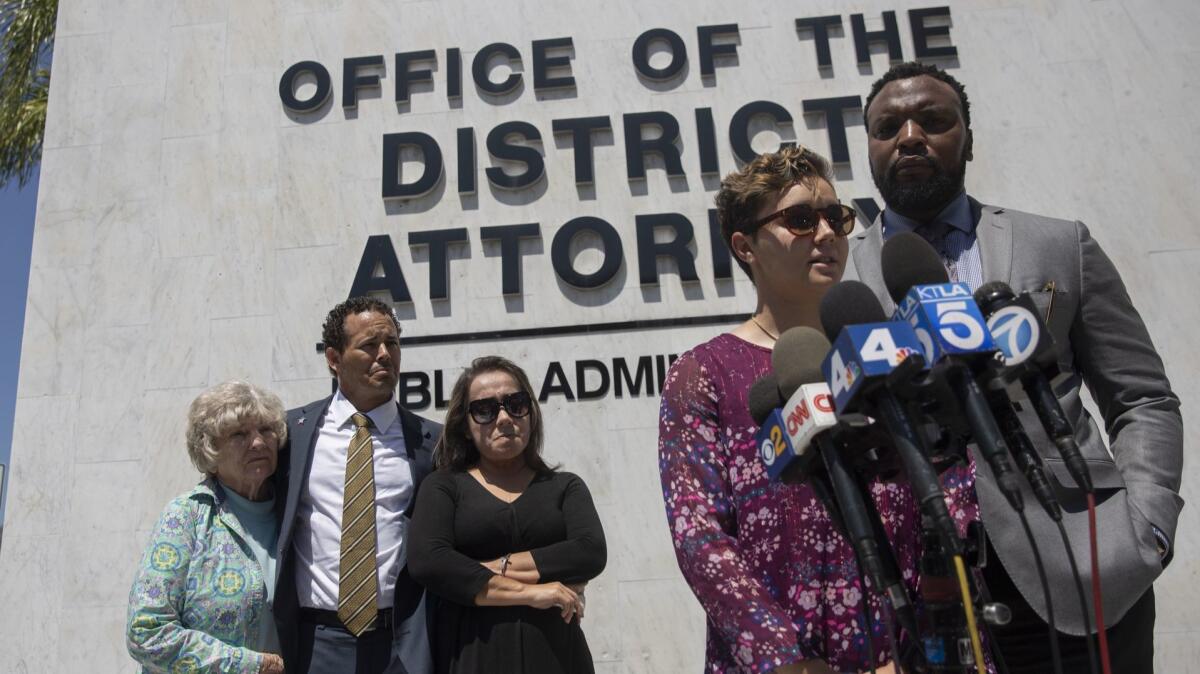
[3,0,1199,670]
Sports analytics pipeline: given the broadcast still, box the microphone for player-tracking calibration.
[773,327,835,397]
[882,233,1025,511]
[885,237,1073,669]
[751,374,847,541]
[985,385,1063,521]
[974,281,1094,493]
[748,373,783,426]
[771,327,921,653]
[819,281,963,556]
[754,391,827,485]
[880,230,949,296]
[751,370,827,486]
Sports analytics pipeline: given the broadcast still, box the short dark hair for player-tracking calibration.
[433,355,555,474]
[863,62,971,131]
[714,145,834,282]
[321,296,401,353]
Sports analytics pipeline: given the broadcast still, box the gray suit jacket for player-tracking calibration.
[844,197,1183,634]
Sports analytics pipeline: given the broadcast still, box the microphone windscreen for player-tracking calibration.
[973,280,1016,314]
[747,373,783,426]
[881,231,949,304]
[772,327,833,396]
[819,280,888,339]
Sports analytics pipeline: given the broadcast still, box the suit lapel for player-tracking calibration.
[852,218,896,314]
[397,402,433,518]
[397,402,421,462]
[973,198,1013,284]
[280,396,332,552]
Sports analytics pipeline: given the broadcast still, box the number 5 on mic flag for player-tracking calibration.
[894,282,996,363]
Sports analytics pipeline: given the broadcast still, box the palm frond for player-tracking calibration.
[0,0,58,188]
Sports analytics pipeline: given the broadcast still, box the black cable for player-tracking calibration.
[880,597,904,673]
[1017,509,1063,674]
[855,557,877,673]
[1056,519,1101,674]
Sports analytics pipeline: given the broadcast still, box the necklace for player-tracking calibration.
[750,315,778,342]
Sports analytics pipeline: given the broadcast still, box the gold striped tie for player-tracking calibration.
[338,412,378,636]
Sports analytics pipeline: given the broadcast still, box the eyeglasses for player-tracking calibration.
[467,391,533,424]
[746,203,857,238]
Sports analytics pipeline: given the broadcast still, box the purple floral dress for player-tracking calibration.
[658,333,925,673]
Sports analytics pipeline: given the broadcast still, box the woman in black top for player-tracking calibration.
[409,355,607,674]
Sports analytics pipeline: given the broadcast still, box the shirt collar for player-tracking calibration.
[881,191,973,239]
[328,388,399,433]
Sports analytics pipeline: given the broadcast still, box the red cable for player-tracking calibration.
[1087,493,1112,674]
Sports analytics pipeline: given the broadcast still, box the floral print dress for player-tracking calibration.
[658,333,924,673]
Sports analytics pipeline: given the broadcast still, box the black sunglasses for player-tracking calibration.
[467,391,533,424]
[746,203,856,238]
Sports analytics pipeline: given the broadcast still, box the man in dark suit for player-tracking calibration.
[845,62,1182,673]
[274,297,441,674]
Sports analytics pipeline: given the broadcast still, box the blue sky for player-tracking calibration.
[0,169,38,526]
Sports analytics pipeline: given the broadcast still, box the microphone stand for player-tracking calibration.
[886,357,1012,673]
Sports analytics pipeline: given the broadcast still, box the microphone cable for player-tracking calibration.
[952,554,987,671]
[853,556,877,673]
[1087,493,1113,674]
[981,382,1072,674]
[858,472,923,672]
[1015,509,1063,674]
[879,593,905,673]
[805,469,887,674]
[1055,519,1100,674]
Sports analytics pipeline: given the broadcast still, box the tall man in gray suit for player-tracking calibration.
[846,62,1182,672]
[274,297,441,673]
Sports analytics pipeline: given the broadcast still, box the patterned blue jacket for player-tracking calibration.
[127,478,271,673]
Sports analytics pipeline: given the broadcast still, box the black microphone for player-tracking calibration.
[748,373,783,426]
[772,327,921,650]
[881,231,950,291]
[885,237,1076,669]
[882,233,1025,512]
[974,281,1094,493]
[750,369,850,551]
[819,281,963,556]
[772,327,833,397]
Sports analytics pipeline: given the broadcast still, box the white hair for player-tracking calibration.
[185,380,288,475]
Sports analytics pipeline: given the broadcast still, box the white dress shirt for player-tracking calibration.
[293,390,413,610]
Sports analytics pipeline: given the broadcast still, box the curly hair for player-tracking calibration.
[321,297,401,373]
[714,145,834,281]
[863,61,971,131]
[433,356,556,474]
[186,380,288,475]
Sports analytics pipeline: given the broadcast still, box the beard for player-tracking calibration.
[872,154,965,215]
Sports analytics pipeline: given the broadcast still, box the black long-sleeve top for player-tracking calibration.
[408,469,607,674]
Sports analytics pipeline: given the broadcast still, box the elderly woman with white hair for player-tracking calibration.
[127,380,288,674]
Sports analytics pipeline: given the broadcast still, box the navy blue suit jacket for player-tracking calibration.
[272,393,441,671]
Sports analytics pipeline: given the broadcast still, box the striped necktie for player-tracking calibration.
[338,412,378,636]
